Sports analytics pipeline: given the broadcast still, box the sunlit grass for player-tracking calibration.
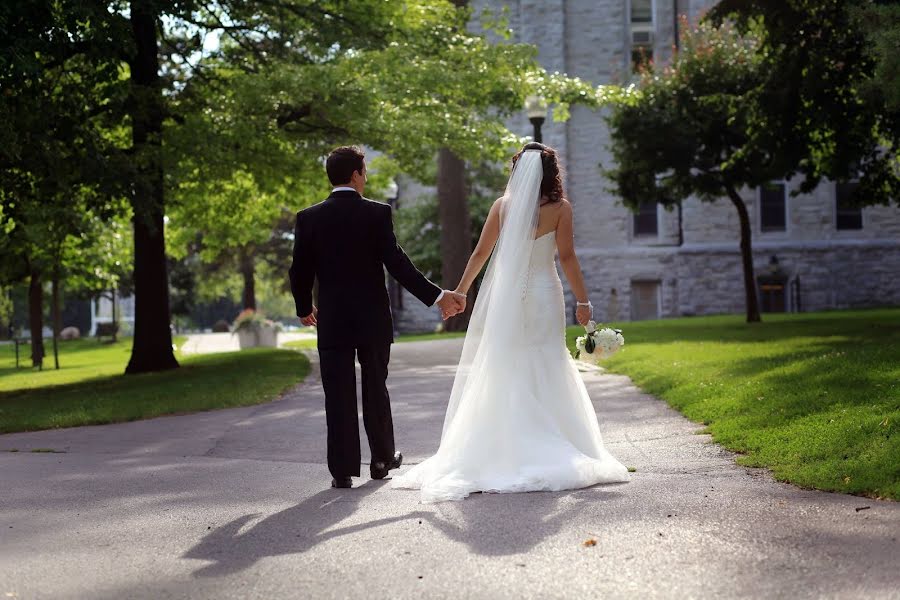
[0,338,309,433]
[566,308,900,499]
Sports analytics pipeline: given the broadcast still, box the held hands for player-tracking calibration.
[575,302,592,327]
[300,292,466,326]
[436,290,467,320]
[300,305,318,327]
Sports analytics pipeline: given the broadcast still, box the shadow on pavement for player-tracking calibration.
[184,480,429,577]
[419,486,627,557]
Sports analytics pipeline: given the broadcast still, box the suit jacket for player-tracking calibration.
[289,190,442,348]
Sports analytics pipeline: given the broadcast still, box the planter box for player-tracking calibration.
[236,325,279,349]
[258,326,278,348]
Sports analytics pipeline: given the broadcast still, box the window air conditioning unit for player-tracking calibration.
[632,29,654,46]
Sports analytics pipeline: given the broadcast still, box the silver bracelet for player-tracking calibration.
[577,301,592,307]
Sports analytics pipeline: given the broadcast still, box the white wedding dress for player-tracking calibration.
[392,151,629,503]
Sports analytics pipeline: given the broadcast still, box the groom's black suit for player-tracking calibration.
[289,190,442,478]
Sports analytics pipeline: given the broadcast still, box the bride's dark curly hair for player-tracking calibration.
[510,142,565,203]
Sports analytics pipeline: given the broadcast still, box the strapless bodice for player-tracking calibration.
[526,230,561,289]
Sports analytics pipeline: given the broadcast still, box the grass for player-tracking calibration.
[565,308,900,500]
[0,338,309,433]
[0,336,185,392]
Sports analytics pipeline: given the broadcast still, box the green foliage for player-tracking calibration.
[3,0,637,364]
[394,161,502,281]
[0,287,12,335]
[566,309,900,499]
[852,2,900,113]
[707,0,900,205]
[157,1,614,317]
[604,19,769,209]
[232,308,280,332]
[0,340,309,433]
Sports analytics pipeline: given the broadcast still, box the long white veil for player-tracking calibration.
[439,150,544,437]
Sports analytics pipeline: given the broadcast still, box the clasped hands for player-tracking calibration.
[436,290,466,320]
[298,290,466,326]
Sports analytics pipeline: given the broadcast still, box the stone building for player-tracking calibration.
[391,0,900,331]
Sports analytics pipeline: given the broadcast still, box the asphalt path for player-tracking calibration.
[1,339,897,599]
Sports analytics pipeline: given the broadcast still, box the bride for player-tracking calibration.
[391,142,630,502]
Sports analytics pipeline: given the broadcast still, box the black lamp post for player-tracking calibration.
[525,95,547,143]
[385,179,402,324]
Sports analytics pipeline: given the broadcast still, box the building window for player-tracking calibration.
[759,182,786,232]
[630,280,661,320]
[835,182,863,230]
[633,200,658,236]
[631,0,653,23]
[630,0,654,73]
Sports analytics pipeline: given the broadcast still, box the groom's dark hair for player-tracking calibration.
[326,146,365,185]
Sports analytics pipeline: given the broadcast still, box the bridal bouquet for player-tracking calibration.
[575,321,625,364]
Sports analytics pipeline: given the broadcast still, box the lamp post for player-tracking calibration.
[385,179,402,324]
[385,179,399,210]
[525,95,547,143]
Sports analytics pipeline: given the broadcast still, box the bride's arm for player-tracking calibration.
[556,201,592,325]
[454,199,502,295]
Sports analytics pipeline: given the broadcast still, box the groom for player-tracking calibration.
[289,146,466,489]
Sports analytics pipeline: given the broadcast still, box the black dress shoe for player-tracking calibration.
[370,451,403,480]
[331,476,352,488]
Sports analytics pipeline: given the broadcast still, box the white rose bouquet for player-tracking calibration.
[575,320,625,364]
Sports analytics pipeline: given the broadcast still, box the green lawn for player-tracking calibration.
[565,308,900,500]
[0,338,309,433]
[0,337,186,392]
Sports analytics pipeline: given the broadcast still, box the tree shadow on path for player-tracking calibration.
[419,486,628,557]
[184,480,429,577]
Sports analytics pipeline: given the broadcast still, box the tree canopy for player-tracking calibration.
[706,0,900,205]
[605,19,769,322]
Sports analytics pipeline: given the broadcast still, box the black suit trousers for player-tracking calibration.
[318,343,394,478]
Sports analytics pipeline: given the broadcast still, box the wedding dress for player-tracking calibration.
[391,151,629,503]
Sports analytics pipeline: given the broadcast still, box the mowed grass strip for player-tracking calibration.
[0,340,309,433]
[0,337,186,392]
[566,308,900,499]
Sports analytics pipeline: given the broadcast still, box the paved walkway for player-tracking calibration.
[178,331,316,355]
[0,339,897,599]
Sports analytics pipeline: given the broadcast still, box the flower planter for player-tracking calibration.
[258,325,278,348]
[237,329,259,349]
[236,324,279,349]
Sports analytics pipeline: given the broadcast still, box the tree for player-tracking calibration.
[437,149,473,330]
[1,2,130,366]
[707,0,900,206]
[5,1,618,374]
[853,3,900,115]
[436,0,473,332]
[605,20,770,322]
[394,161,506,301]
[162,1,603,328]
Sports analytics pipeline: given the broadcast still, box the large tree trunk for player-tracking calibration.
[28,267,44,369]
[239,249,257,310]
[437,0,473,332]
[724,184,762,323]
[437,148,473,331]
[125,2,178,374]
[51,268,60,370]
